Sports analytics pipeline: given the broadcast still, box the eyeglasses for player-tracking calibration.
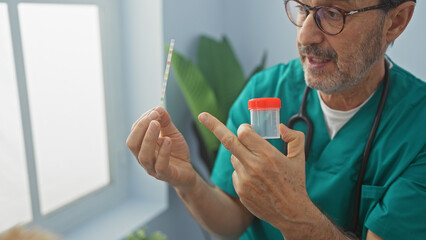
[284,0,390,35]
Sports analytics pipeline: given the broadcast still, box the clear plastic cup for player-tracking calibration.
[248,98,281,139]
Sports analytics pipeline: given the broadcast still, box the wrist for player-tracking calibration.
[280,198,315,230]
[279,200,348,240]
[277,198,321,239]
[174,173,202,199]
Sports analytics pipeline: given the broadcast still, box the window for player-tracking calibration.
[0,0,127,235]
[0,2,32,231]
[19,3,110,215]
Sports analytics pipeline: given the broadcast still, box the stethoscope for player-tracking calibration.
[286,60,390,236]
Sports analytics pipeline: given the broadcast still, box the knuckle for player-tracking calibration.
[208,118,222,134]
[155,164,166,177]
[153,175,163,181]
[221,135,236,150]
[296,131,305,142]
[155,172,166,181]
[230,155,238,168]
[238,191,248,201]
[126,138,137,150]
[208,121,218,133]
[236,182,248,199]
[146,170,156,177]
[138,154,151,166]
[237,125,250,141]
[155,171,164,180]
[136,118,148,129]
[142,163,156,176]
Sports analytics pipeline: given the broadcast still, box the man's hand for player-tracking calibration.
[198,112,312,233]
[126,107,196,191]
[127,108,255,237]
[199,112,389,240]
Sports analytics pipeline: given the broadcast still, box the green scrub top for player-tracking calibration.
[211,58,426,240]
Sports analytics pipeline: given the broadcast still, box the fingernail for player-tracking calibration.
[199,113,207,123]
[148,111,159,120]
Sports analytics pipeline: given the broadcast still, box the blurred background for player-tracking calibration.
[0,0,424,239]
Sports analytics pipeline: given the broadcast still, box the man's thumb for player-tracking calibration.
[280,124,305,158]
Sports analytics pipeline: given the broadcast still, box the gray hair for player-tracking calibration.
[381,0,416,8]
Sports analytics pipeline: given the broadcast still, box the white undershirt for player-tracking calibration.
[318,58,393,139]
[318,92,374,139]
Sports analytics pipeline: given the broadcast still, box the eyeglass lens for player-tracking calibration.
[286,0,345,35]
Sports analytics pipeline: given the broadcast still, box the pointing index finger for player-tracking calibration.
[198,112,250,161]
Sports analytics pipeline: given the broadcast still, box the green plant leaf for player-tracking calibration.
[136,229,148,240]
[170,49,223,156]
[197,36,246,115]
[150,231,167,240]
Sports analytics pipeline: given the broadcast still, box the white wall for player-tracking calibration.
[223,0,298,75]
[120,0,167,202]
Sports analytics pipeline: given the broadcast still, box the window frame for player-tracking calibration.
[1,0,129,234]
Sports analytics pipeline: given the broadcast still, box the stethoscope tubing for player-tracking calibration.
[350,60,390,235]
[286,86,313,159]
[286,60,390,236]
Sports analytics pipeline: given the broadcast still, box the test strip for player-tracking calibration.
[160,39,175,107]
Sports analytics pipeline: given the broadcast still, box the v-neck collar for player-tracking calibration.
[305,81,384,173]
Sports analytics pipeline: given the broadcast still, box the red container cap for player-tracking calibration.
[248,98,281,110]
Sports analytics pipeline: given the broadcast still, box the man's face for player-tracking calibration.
[297,0,387,94]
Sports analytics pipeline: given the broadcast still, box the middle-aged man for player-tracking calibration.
[127,0,425,239]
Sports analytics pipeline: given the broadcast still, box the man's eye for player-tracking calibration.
[296,5,305,14]
[323,8,342,20]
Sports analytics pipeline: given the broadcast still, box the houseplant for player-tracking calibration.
[170,35,267,172]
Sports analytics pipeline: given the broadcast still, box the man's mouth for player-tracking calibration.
[306,55,333,69]
[299,45,337,70]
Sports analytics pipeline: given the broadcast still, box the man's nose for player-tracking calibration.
[297,14,324,46]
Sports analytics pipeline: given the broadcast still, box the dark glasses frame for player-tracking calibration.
[284,0,390,35]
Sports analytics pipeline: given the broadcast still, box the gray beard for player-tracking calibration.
[301,18,385,94]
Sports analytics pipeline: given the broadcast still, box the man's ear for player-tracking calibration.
[385,2,416,43]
